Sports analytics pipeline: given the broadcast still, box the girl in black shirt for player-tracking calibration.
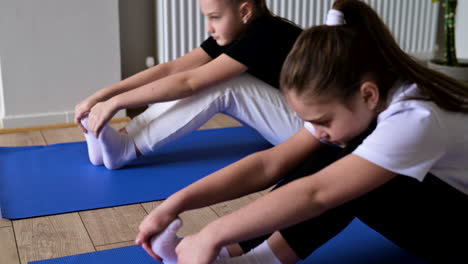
[75,0,303,170]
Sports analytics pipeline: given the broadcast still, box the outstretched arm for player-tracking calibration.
[86,52,247,136]
[135,128,323,259]
[176,154,397,264]
[114,53,246,107]
[86,51,247,136]
[75,47,212,131]
[170,129,321,212]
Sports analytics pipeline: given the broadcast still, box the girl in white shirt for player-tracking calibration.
[136,0,468,263]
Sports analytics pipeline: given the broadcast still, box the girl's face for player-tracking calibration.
[200,0,248,46]
[286,83,380,147]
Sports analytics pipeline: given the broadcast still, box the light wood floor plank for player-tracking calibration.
[13,213,94,264]
[178,207,219,237]
[109,121,129,132]
[0,118,130,134]
[38,115,234,145]
[79,205,147,246]
[41,121,129,145]
[140,201,163,215]
[0,217,12,227]
[41,127,84,144]
[95,241,136,251]
[199,114,242,130]
[210,193,263,218]
[141,201,219,237]
[0,227,20,264]
[0,131,46,147]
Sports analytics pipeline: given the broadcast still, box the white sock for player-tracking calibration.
[99,124,137,170]
[81,117,103,166]
[218,247,231,259]
[214,241,282,264]
[150,219,231,264]
[151,218,183,264]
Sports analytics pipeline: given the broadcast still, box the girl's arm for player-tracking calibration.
[169,128,321,212]
[176,154,397,264]
[135,128,323,258]
[75,47,211,130]
[87,53,247,136]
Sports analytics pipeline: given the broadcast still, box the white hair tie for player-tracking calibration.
[326,9,345,26]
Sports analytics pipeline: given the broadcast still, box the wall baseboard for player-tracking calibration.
[0,110,126,130]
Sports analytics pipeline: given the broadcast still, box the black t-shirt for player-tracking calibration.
[201,16,302,89]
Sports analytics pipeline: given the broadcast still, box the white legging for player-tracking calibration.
[125,73,303,155]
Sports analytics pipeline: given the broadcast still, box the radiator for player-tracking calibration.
[156,0,439,63]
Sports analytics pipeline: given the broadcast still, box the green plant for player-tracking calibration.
[433,0,458,66]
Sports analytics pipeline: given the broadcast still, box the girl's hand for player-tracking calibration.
[135,204,178,261]
[74,98,98,132]
[175,229,221,264]
[87,99,119,137]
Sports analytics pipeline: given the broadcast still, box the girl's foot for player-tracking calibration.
[99,125,137,170]
[81,117,103,166]
[151,218,183,264]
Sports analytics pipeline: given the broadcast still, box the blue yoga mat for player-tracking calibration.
[29,219,427,264]
[0,126,272,219]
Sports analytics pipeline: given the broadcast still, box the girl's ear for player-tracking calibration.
[239,1,254,24]
[359,81,380,110]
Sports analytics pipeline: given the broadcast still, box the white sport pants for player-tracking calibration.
[125,73,303,155]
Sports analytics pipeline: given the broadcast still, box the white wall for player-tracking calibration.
[0,56,4,127]
[456,0,468,59]
[0,0,123,128]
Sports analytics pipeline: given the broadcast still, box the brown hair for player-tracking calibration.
[280,0,468,112]
[225,0,274,20]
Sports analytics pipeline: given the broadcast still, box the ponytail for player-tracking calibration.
[225,0,274,19]
[254,0,274,18]
[281,0,468,113]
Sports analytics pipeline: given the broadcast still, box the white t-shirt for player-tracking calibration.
[305,83,468,195]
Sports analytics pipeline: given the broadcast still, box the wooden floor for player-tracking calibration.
[0,114,267,264]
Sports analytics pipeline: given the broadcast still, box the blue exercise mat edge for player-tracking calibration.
[0,126,272,219]
[28,219,427,264]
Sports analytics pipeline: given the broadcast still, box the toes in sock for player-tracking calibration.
[151,218,183,264]
[218,247,231,259]
[150,218,230,264]
[99,125,137,170]
[81,118,103,166]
